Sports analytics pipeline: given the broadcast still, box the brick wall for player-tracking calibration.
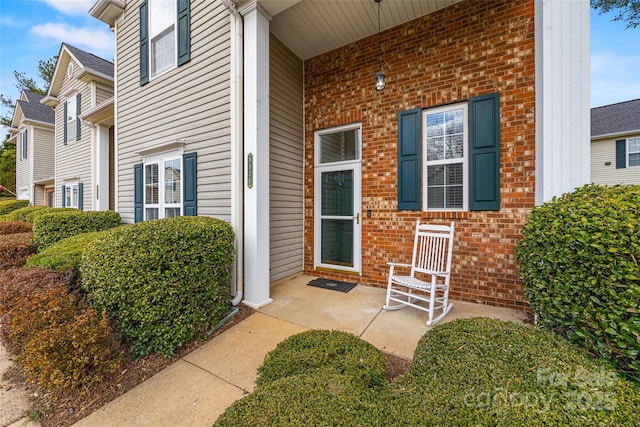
[303,0,536,310]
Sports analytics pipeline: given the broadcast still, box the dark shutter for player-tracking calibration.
[139,0,149,86]
[61,185,66,207]
[469,92,500,211]
[177,0,191,66]
[78,183,84,211]
[76,93,81,140]
[183,152,197,216]
[134,163,144,223]
[63,101,68,144]
[616,139,627,169]
[397,108,422,210]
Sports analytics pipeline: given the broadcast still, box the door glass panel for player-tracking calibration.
[321,171,353,216]
[320,129,358,163]
[321,219,353,266]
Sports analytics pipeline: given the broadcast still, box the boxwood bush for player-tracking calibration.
[516,184,640,380]
[0,199,29,215]
[32,210,121,251]
[4,205,46,222]
[215,319,640,426]
[257,329,387,388]
[81,216,235,358]
[26,231,105,273]
[24,207,77,223]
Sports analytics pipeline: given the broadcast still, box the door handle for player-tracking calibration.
[355,212,360,225]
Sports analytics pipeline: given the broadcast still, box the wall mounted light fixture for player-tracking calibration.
[374,0,385,91]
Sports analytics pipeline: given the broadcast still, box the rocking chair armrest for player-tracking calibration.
[387,262,412,268]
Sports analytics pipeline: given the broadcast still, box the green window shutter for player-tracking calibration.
[397,108,422,210]
[183,152,197,216]
[76,93,81,140]
[469,92,500,211]
[616,139,627,169]
[139,0,149,86]
[61,185,66,207]
[78,183,84,211]
[177,0,191,66]
[134,163,144,222]
[63,101,68,144]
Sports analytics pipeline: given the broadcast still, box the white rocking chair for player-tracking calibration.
[383,220,455,326]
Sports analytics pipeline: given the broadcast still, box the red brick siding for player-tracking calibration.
[303,0,535,310]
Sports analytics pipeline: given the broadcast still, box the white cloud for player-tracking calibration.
[30,23,113,59]
[591,50,640,107]
[40,0,95,15]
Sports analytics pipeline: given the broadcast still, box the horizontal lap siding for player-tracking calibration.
[32,127,54,182]
[116,0,231,223]
[269,34,304,281]
[96,86,113,104]
[591,138,640,185]
[54,58,93,209]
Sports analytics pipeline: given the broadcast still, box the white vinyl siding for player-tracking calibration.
[269,34,304,281]
[591,137,640,185]
[54,58,92,209]
[116,0,231,224]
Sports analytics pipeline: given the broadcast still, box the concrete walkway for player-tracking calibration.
[0,341,38,427]
[73,273,528,426]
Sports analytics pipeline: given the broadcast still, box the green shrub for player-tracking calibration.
[257,329,387,388]
[0,220,32,235]
[26,231,105,273]
[515,184,640,380]
[215,319,640,426]
[24,207,77,223]
[32,210,121,251]
[0,232,36,269]
[81,216,235,358]
[0,199,29,215]
[19,306,123,392]
[4,206,46,222]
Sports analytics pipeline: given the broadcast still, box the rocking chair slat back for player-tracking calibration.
[412,225,454,275]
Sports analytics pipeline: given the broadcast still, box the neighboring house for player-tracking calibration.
[8,90,55,206]
[90,0,590,311]
[591,99,640,185]
[41,43,115,211]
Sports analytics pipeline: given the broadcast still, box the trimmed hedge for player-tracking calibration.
[26,231,105,273]
[25,207,77,223]
[516,184,640,380]
[0,199,29,215]
[32,210,121,251]
[0,232,36,269]
[257,329,387,388]
[81,216,235,358]
[0,220,32,235]
[4,206,47,222]
[215,319,640,426]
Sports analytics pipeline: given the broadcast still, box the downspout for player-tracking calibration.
[221,0,244,306]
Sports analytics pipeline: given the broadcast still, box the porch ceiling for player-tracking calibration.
[259,0,462,60]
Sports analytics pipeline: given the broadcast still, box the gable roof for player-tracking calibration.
[591,98,640,138]
[46,43,114,98]
[11,89,54,128]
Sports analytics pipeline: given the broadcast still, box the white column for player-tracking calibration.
[240,1,272,308]
[95,125,110,210]
[535,0,590,205]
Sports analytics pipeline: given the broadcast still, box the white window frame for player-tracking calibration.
[149,0,177,79]
[65,183,79,209]
[20,130,28,160]
[66,94,77,143]
[143,150,182,221]
[422,102,469,211]
[627,137,640,167]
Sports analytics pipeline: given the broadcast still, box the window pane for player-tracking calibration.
[446,134,464,159]
[145,164,159,204]
[427,165,444,185]
[164,159,181,203]
[320,129,358,163]
[165,207,180,218]
[321,171,353,216]
[72,186,78,207]
[426,137,444,161]
[149,0,175,38]
[146,208,159,221]
[629,153,640,167]
[66,97,77,141]
[427,163,463,209]
[426,113,444,137]
[152,28,175,75]
[445,109,464,135]
[427,187,444,209]
[321,219,353,266]
[446,186,463,209]
[447,163,463,185]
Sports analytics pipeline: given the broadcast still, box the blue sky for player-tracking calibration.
[0,0,639,129]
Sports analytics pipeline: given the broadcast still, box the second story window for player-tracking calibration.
[20,130,28,160]
[149,0,176,77]
[64,93,81,143]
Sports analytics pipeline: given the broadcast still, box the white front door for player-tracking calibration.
[314,123,362,274]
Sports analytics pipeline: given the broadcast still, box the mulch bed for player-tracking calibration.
[7,304,411,426]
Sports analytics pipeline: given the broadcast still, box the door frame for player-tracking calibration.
[313,123,362,274]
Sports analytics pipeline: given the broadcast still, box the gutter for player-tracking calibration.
[221,0,244,306]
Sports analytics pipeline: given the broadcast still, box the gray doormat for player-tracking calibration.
[307,278,357,293]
